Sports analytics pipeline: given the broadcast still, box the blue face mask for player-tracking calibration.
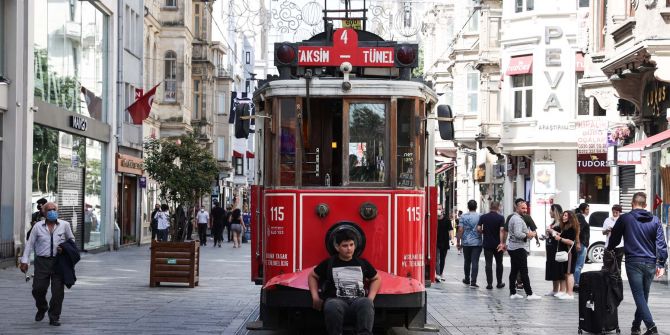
[46,210,58,221]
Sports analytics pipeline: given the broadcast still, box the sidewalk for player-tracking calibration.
[0,241,259,335]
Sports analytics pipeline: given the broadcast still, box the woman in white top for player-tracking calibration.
[156,204,171,241]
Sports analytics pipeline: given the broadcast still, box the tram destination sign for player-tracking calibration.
[298,28,396,67]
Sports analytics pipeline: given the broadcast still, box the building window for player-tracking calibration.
[594,97,606,116]
[577,73,589,115]
[193,80,200,119]
[235,157,244,175]
[217,137,225,161]
[217,94,226,115]
[164,51,177,102]
[348,103,387,183]
[194,4,200,37]
[579,174,609,204]
[124,83,135,123]
[512,74,533,118]
[489,17,501,48]
[246,52,251,64]
[467,71,479,114]
[596,0,608,51]
[468,4,479,32]
[515,0,534,12]
[579,0,590,7]
[165,0,177,8]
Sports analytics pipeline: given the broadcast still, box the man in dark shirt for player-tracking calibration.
[150,204,160,242]
[574,203,590,291]
[435,205,453,282]
[308,230,381,335]
[211,202,227,247]
[479,201,505,289]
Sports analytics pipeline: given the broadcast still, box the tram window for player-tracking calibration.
[280,99,297,186]
[348,103,386,183]
[302,99,343,187]
[397,99,414,188]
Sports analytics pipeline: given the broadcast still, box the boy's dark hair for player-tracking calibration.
[467,200,477,211]
[334,229,357,246]
[578,203,589,213]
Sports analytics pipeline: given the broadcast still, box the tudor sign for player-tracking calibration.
[577,153,609,174]
[298,29,396,67]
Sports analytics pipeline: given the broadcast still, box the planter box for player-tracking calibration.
[150,240,200,287]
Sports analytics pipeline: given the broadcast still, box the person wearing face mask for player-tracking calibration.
[20,202,75,326]
[196,206,210,246]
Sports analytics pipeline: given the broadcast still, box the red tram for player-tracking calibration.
[246,16,452,333]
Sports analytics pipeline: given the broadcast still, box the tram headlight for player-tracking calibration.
[395,44,418,67]
[275,43,297,65]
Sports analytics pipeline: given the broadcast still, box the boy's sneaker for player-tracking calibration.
[435,274,441,281]
[439,277,446,283]
[631,326,641,335]
[643,326,658,335]
[509,293,524,300]
[526,294,542,300]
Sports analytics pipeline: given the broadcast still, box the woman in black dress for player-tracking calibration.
[544,204,565,296]
[553,210,580,300]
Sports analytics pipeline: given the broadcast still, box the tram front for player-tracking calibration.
[247,27,439,333]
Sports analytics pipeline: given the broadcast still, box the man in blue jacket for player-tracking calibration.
[608,192,667,335]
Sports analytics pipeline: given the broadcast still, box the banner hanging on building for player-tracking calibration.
[533,161,556,195]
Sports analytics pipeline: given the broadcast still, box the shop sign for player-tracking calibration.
[139,177,146,188]
[576,119,608,154]
[341,19,362,30]
[577,153,610,173]
[70,115,88,131]
[518,156,530,175]
[61,190,79,206]
[543,26,565,111]
[298,29,395,67]
[643,80,670,117]
[116,153,144,175]
[617,150,642,165]
[507,156,517,176]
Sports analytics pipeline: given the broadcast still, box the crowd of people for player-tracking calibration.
[436,192,667,334]
[149,201,249,248]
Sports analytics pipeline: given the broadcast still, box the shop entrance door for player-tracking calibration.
[118,175,137,244]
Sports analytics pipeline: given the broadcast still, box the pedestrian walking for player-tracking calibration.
[156,204,170,242]
[479,201,505,290]
[455,210,462,255]
[573,203,591,292]
[435,205,453,282]
[457,200,482,288]
[543,204,565,297]
[551,210,580,300]
[27,198,48,240]
[506,200,542,300]
[225,204,234,242]
[603,204,625,271]
[501,198,540,290]
[175,205,187,241]
[211,201,227,247]
[607,192,667,335]
[150,204,160,241]
[19,202,75,326]
[196,206,210,246]
[230,208,246,248]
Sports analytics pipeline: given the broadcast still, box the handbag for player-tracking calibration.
[555,240,573,263]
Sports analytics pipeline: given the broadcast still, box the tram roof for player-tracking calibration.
[253,78,438,103]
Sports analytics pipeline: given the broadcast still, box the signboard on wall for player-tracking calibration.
[533,161,556,195]
[576,119,608,154]
[577,153,610,174]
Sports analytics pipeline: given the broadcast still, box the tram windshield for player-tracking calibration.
[348,102,386,184]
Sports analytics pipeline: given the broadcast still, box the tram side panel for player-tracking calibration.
[251,185,263,283]
[427,186,438,284]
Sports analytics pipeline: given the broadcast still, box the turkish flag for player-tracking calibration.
[127,83,160,125]
[654,194,663,210]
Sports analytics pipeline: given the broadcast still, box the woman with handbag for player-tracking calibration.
[544,204,565,297]
[552,210,580,300]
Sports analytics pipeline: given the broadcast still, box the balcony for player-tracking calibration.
[215,66,230,78]
[192,44,214,64]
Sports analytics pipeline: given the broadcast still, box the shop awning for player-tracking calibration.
[435,147,457,158]
[246,151,255,158]
[233,150,243,158]
[619,129,670,152]
[505,55,533,76]
[436,163,454,174]
[576,52,584,72]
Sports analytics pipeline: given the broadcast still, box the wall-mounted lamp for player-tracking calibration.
[331,141,337,149]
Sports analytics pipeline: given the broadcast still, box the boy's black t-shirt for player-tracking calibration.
[314,257,377,299]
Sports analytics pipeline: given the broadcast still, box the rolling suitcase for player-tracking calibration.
[578,271,620,334]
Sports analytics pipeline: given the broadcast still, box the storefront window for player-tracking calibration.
[579,174,610,204]
[33,0,107,121]
[349,102,386,183]
[32,125,106,250]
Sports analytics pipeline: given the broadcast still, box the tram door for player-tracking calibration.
[302,98,343,187]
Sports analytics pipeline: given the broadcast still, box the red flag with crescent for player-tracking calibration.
[127,83,160,125]
[653,194,663,210]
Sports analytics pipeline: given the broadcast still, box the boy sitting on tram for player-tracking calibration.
[308,229,382,335]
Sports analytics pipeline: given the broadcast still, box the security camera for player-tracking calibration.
[340,62,352,73]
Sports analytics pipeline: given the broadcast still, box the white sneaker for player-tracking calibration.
[558,294,574,300]
[439,277,446,283]
[510,293,524,300]
[544,291,558,296]
[554,292,566,298]
[526,294,542,300]
[435,274,441,281]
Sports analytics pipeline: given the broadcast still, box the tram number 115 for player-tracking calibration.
[406,207,421,222]
[270,206,285,221]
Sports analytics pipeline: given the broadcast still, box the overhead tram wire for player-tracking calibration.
[424,5,480,76]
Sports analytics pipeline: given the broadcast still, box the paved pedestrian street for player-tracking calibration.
[0,243,668,335]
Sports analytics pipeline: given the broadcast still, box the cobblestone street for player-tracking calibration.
[0,243,668,335]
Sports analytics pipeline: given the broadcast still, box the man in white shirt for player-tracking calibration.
[196,207,210,246]
[603,204,624,270]
[20,202,75,326]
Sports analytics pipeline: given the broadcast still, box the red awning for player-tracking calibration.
[619,129,670,152]
[233,150,243,158]
[246,151,255,158]
[435,147,457,158]
[576,52,584,72]
[436,163,454,174]
[505,55,533,76]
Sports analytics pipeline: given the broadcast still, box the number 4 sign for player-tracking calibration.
[298,29,395,67]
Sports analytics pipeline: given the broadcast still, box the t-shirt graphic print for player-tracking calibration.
[333,266,365,299]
